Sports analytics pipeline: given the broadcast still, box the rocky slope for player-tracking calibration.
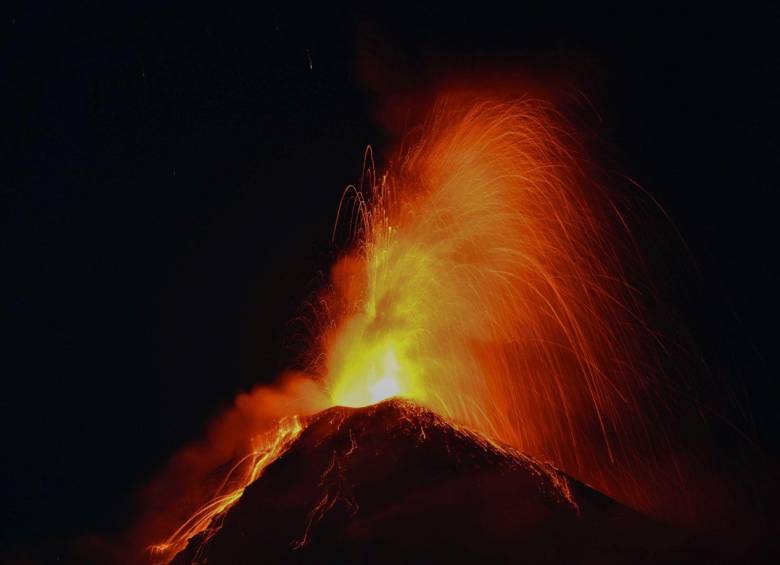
[172,398,697,564]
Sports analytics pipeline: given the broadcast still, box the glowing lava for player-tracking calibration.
[329,334,423,407]
[320,98,670,515]
[149,416,304,561]
[151,96,680,563]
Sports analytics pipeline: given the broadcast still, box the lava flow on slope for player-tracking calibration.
[170,399,698,564]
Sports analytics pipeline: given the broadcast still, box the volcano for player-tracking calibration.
[169,399,708,564]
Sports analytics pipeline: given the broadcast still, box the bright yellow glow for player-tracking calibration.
[329,335,424,407]
[370,376,400,403]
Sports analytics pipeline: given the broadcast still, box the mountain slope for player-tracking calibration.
[172,398,695,564]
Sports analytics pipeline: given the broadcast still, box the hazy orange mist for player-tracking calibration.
[134,374,327,563]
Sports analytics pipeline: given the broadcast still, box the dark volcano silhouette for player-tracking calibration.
[172,398,704,564]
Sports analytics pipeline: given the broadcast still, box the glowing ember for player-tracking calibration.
[370,376,400,403]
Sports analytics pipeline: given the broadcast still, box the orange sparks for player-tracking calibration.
[321,98,669,513]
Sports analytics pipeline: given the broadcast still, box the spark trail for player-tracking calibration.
[322,98,673,513]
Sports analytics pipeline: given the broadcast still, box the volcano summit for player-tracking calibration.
[170,399,700,564]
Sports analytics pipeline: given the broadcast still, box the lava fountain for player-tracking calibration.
[149,97,683,562]
[322,99,671,503]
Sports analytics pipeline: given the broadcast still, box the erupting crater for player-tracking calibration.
[148,98,713,563]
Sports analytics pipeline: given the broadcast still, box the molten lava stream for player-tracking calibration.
[149,417,304,561]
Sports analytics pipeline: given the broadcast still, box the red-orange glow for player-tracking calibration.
[149,416,304,561]
[322,98,669,513]
[149,97,680,562]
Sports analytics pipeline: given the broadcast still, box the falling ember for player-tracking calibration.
[150,96,683,561]
[320,98,672,512]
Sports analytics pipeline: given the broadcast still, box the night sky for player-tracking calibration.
[3,3,778,561]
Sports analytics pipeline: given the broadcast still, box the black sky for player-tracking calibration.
[3,2,778,560]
